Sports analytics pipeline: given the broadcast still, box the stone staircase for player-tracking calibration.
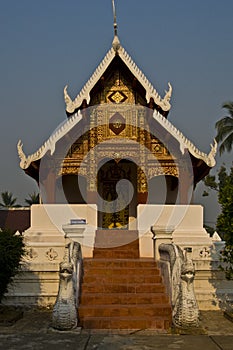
[78,230,172,330]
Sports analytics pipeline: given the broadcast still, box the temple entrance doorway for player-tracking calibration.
[97,159,137,229]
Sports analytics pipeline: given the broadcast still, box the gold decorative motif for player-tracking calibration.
[138,167,148,193]
[108,90,128,104]
[61,166,87,176]
[148,166,178,178]
[97,150,139,162]
[153,144,162,153]
[109,112,125,135]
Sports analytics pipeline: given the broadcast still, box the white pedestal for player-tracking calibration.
[151,225,174,260]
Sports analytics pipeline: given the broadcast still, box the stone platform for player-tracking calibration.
[1,309,233,350]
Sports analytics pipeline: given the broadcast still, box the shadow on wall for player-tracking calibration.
[209,239,233,311]
[3,243,61,308]
[1,208,59,307]
[0,208,30,233]
[148,175,178,204]
[3,258,43,307]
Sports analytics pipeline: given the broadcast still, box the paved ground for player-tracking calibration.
[0,309,233,349]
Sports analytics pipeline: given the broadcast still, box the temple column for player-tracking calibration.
[179,174,191,204]
[39,159,57,204]
[44,171,56,203]
[178,150,193,204]
[137,109,148,204]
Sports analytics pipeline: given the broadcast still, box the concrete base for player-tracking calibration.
[4,204,233,310]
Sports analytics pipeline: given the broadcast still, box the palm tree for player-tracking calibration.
[0,191,19,208]
[215,102,233,155]
[25,192,40,206]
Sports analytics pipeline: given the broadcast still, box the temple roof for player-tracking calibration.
[17,108,217,171]
[17,31,217,182]
[64,43,172,114]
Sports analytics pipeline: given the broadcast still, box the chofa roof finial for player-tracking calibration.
[112,0,120,52]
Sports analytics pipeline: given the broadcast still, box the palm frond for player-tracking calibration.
[215,116,233,129]
[222,102,233,117]
[215,102,233,155]
[219,132,233,155]
[25,192,40,205]
[216,124,233,142]
[0,191,18,207]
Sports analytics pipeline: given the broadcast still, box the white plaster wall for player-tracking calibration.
[138,204,205,233]
[138,204,212,259]
[4,204,97,306]
[30,204,97,232]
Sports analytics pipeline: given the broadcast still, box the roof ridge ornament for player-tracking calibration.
[112,0,120,52]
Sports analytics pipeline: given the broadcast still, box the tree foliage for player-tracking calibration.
[215,102,233,155]
[203,165,233,279]
[0,229,25,302]
[0,191,20,208]
[216,166,233,241]
[25,192,40,206]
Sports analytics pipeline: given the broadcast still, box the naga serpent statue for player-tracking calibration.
[159,243,199,328]
[52,241,82,330]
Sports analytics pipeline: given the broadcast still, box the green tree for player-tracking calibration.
[0,191,19,208]
[0,229,25,302]
[25,192,40,206]
[203,165,233,279]
[215,102,233,155]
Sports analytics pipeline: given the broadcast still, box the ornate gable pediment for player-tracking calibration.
[89,56,138,106]
[64,45,172,115]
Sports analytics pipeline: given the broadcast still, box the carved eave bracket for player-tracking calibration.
[207,139,218,167]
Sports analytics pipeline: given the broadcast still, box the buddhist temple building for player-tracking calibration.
[17,26,217,231]
[12,2,232,331]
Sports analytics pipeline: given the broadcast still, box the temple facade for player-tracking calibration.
[17,35,216,231]
[10,15,233,325]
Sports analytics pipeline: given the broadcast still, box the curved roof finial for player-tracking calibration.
[112,0,120,51]
[112,0,118,36]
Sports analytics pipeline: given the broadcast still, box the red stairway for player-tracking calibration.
[79,230,172,330]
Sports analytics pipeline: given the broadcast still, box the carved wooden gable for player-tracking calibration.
[60,55,178,188]
[90,55,147,106]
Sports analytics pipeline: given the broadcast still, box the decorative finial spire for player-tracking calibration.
[112,0,120,52]
[112,0,117,36]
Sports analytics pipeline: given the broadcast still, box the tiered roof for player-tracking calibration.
[17,34,217,178]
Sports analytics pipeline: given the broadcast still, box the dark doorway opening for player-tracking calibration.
[97,159,137,229]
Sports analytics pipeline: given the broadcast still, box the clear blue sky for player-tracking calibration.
[0,0,232,224]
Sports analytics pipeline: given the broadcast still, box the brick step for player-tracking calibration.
[79,304,171,318]
[93,250,139,259]
[80,292,169,305]
[94,239,139,247]
[81,283,165,293]
[80,230,171,330]
[94,230,139,258]
[83,267,160,275]
[82,274,162,284]
[80,316,171,330]
[83,258,158,268]
[94,242,139,250]
[94,230,139,248]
